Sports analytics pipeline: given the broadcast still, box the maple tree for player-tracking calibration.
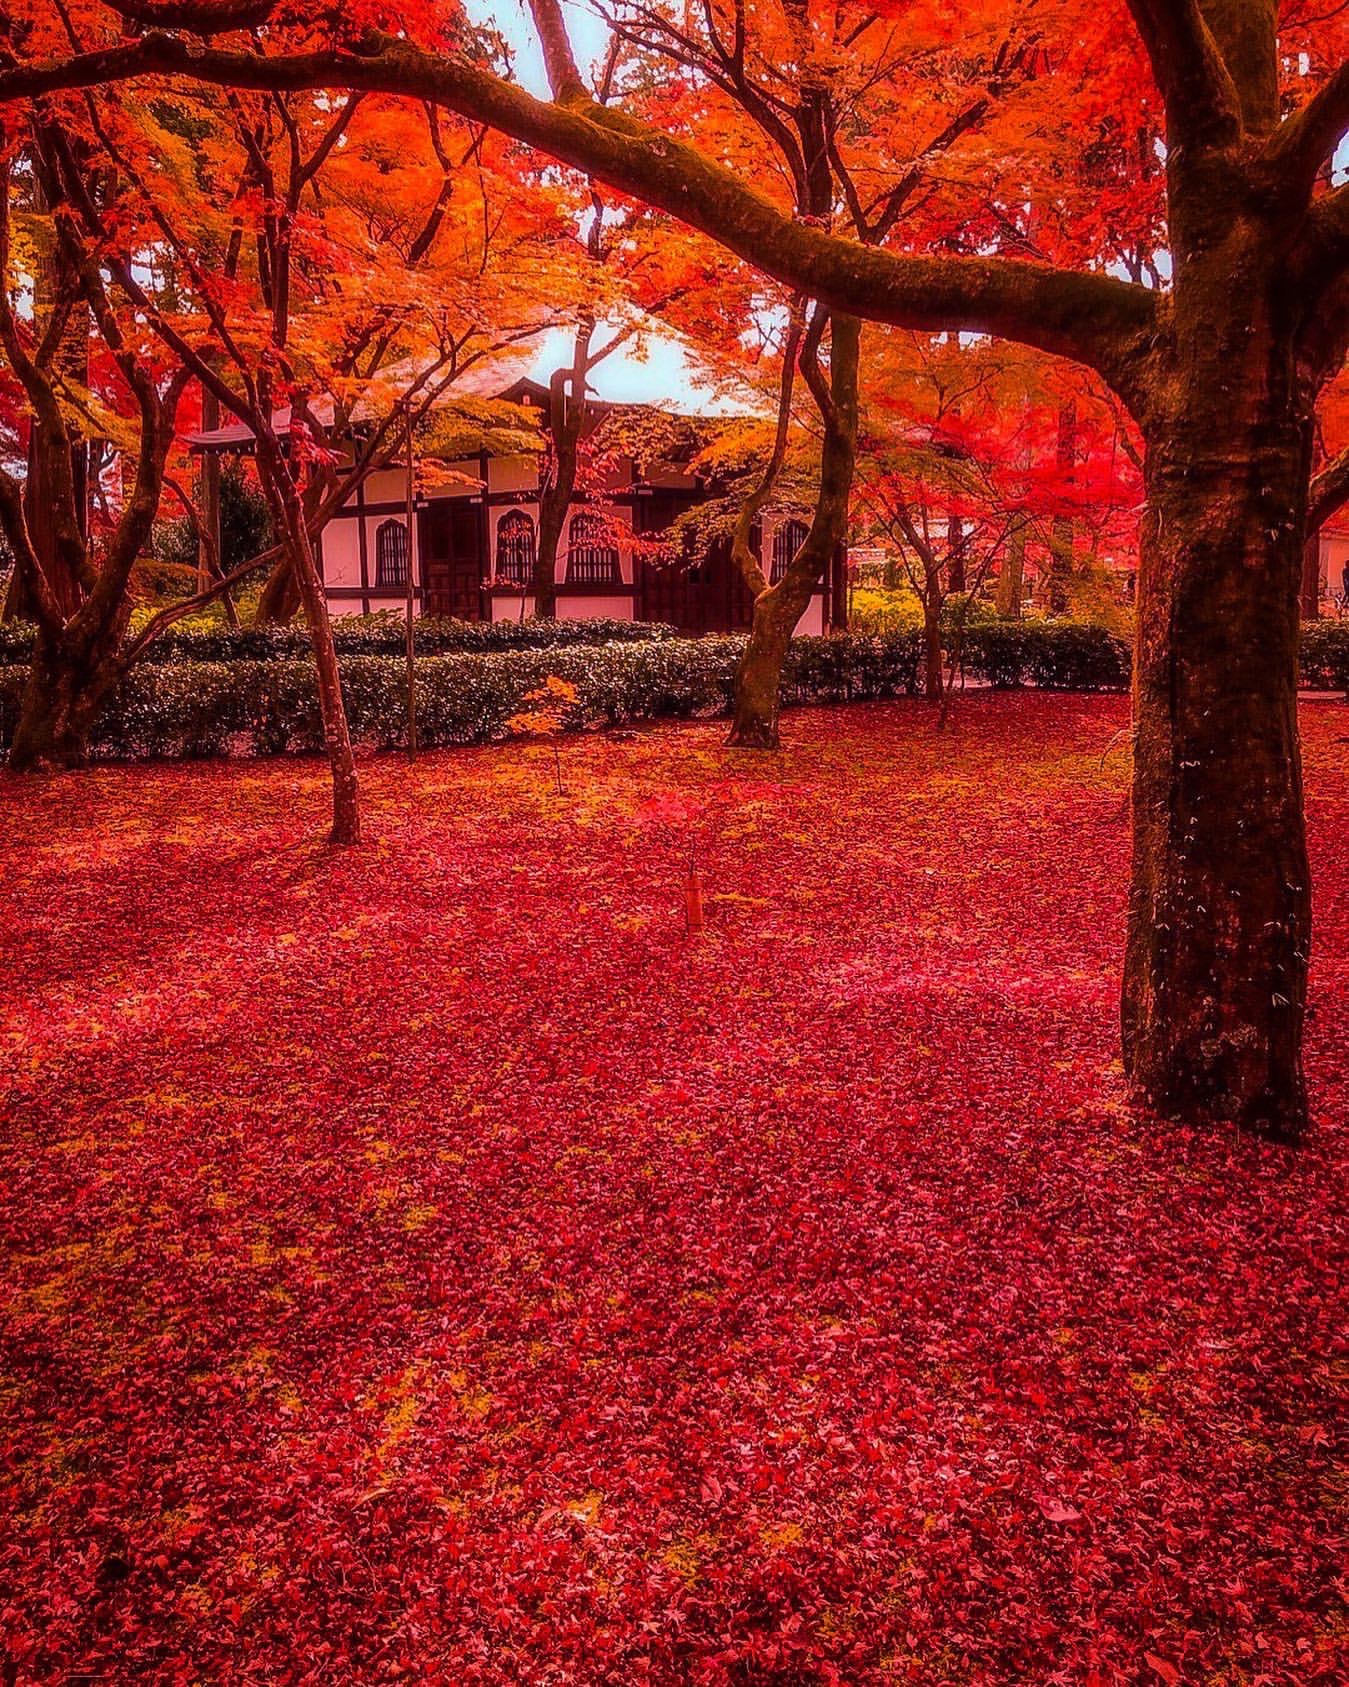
[0,41,577,839]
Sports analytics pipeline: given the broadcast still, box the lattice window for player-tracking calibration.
[375,518,409,589]
[495,509,536,584]
[770,518,809,584]
[566,510,620,586]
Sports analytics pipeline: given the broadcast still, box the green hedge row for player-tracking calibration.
[0,635,924,759]
[4,617,1347,762]
[959,621,1133,690]
[0,613,678,667]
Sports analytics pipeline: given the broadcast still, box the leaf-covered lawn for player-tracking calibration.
[3,695,1346,1686]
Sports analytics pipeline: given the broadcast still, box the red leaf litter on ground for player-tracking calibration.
[1,695,1346,1686]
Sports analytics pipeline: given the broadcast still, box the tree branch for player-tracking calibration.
[1262,62,1349,200]
[1310,445,1349,533]
[1122,0,1243,151]
[0,31,1159,392]
[1298,180,1349,298]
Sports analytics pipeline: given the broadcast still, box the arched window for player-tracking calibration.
[495,509,536,584]
[374,518,409,590]
[770,518,809,584]
[566,509,620,586]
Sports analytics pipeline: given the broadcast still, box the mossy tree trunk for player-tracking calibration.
[728,314,860,749]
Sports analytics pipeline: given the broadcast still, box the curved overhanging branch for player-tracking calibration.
[0,31,1159,396]
[1310,445,1349,534]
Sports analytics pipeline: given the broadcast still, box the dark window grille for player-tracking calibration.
[496,509,536,584]
[770,518,809,584]
[375,518,409,589]
[566,510,620,585]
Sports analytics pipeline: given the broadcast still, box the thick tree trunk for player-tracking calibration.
[728,313,861,748]
[8,629,121,770]
[1123,400,1311,1138]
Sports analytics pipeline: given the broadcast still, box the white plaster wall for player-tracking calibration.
[321,521,363,589]
[362,468,406,504]
[429,459,483,498]
[796,596,827,638]
[488,455,538,494]
[486,592,636,624]
[1321,533,1349,595]
[489,592,534,622]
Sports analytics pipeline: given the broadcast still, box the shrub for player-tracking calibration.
[0,613,680,668]
[1298,619,1349,690]
[962,619,1132,691]
[0,632,920,761]
[5,616,1348,763]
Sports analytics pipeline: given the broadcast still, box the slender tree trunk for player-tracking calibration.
[1047,399,1077,613]
[255,442,360,844]
[727,580,808,747]
[254,553,301,624]
[197,395,221,597]
[1123,383,1311,1138]
[923,592,943,700]
[996,519,1026,620]
[945,514,966,594]
[1299,530,1321,620]
[288,514,359,844]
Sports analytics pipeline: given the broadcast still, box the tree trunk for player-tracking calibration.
[995,519,1026,620]
[533,464,571,620]
[923,591,943,700]
[254,554,301,624]
[727,314,860,748]
[1047,399,1077,613]
[8,629,120,770]
[1123,398,1311,1139]
[728,578,811,748]
[289,517,360,844]
[197,392,221,597]
[5,168,89,624]
[255,442,360,844]
[1299,530,1321,621]
[945,514,966,594]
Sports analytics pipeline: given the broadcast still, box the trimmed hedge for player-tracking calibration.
[4,615,1348,762]
[0,634,924,760]
[0,613,679,668]
[961,620,1133,691]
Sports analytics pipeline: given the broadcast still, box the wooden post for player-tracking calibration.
[404,409,418,755]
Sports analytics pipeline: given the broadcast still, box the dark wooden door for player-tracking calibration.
[420,498,486,620]
[636,492,754,634]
